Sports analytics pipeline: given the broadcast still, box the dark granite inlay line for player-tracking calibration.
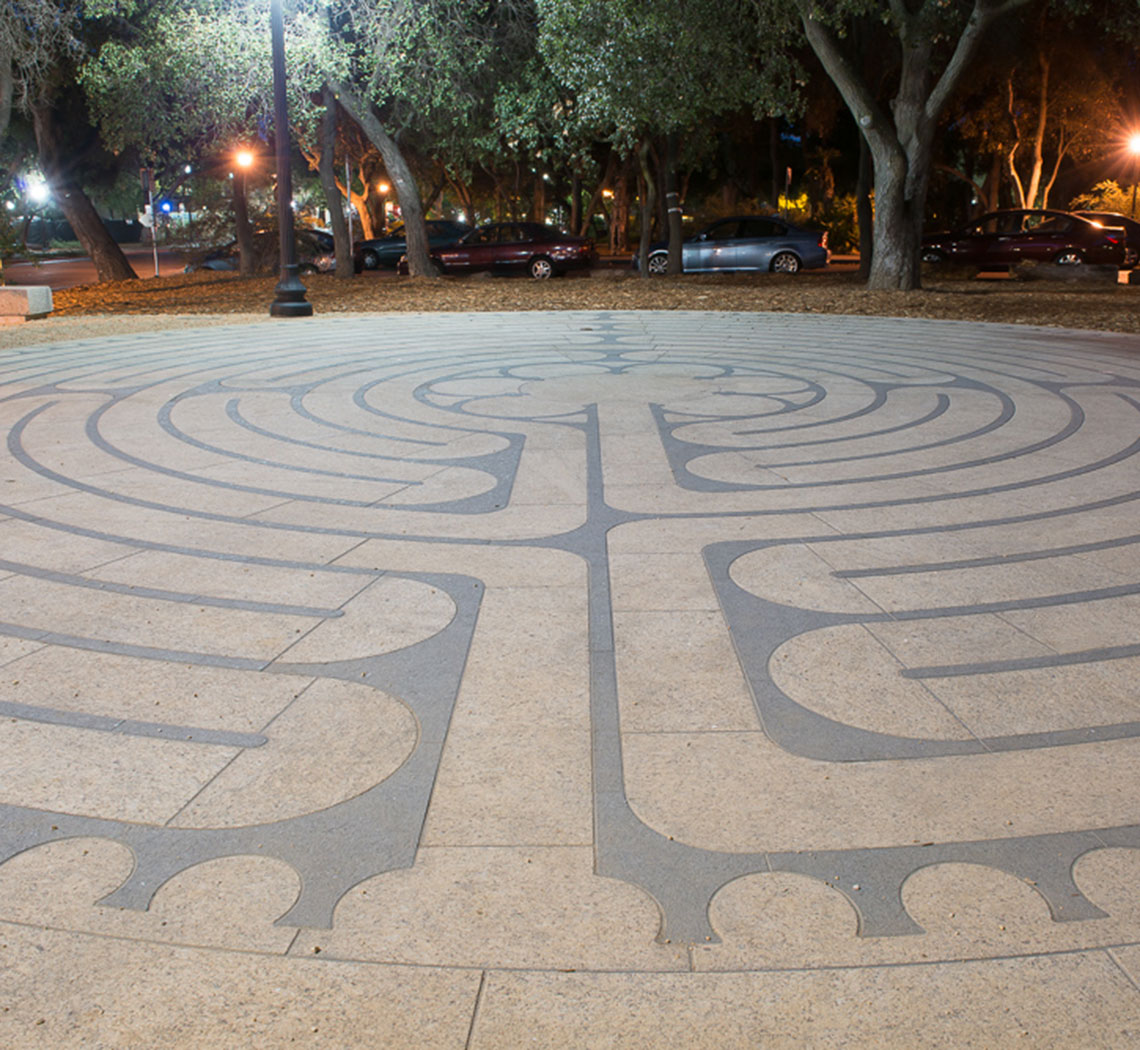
[0,700,267,747]
[903,642,1140,678]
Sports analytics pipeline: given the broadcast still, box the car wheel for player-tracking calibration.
[528,256,555,279]
[361,249,380,270]
[770,251,801,274]
[1054,250,1083,265]
[921,249,945,264]
[647,251,669,275]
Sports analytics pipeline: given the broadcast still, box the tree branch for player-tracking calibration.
[798,10,896,155]
[926,0,1036,121]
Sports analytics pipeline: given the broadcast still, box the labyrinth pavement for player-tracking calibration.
[1,310,1140,975]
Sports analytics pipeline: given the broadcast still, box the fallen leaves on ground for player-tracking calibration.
[43,267,1140,335]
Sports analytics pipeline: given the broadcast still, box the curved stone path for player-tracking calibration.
[2,311,1140,1046]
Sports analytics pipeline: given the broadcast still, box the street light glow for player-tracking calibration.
[235,149,255,169]
[26,176,50,204]
[1128,133,1140,156]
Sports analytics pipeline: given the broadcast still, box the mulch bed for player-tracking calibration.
[47,267,1140,335]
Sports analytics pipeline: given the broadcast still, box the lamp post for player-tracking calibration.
[233,150,255,276]
[268,0,312,317]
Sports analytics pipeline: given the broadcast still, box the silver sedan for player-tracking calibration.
[643,216,830,275]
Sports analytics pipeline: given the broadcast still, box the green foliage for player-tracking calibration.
[536,0,797,153]
[332,0,520,135]
[813,192,859,253]
[0,209,21,271]
[1069,180,1139,216]
[81,0,340,163]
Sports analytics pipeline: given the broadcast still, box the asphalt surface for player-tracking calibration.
[3,246,186,289]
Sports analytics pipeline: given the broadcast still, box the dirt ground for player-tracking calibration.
[5,266,1140,348]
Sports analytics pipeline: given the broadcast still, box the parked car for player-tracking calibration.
[1072,211,1140,267]
[636,216,830,275]
[184,229,335,274]
[921,210,1125,268]
[353,220,470,271]
[403,222,596,278]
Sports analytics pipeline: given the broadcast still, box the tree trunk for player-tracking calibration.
[979,152,1002,213]
[570,172,581,235]
[636,139,656,278]
[232,168,255,275]
[579,150,616,238]
[768,118,780,211]
[319,86,353,279]
[0,53,12,148]
[332,80,436,277]
[611,168,630,254]
[31,98,137,283]
[360,152,389,234]
[341,158,374,240]
[445,170,474,225]
[799,0,1032,291]
[532,173,545,223]
[664,133,683,275]
[856,130,873,281]
[1025,51,1049,208]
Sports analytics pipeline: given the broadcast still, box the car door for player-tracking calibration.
[685,220,738,272]
[491,225,533,272]
[985,211,1028,263]
[439,226,498,271]
[1016,212,1075,262]
[941,214,1000,263]
[732,218,783,270]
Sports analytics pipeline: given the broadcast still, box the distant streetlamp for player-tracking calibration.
[268,0,312,317]
[1128,134,1140,218]
[232,148,256,275]
[377,181,390,229]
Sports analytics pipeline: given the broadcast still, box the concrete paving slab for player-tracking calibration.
[1,311,1139,1046]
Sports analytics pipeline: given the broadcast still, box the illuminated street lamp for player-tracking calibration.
[377,181,390,228]
[1129,134,1140,218]
[268,0,312,317]
[232,149,256,275]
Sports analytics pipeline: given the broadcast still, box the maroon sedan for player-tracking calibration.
[419,222,596,278]
[922,209,1125,268]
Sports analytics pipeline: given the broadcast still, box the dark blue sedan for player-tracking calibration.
[353,220,470,271]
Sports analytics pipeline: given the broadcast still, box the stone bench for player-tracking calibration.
[0,286,53,324]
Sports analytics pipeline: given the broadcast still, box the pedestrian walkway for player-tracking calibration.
[1,311,1140,1047]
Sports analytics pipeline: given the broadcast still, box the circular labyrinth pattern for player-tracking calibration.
[2,311,1140,982]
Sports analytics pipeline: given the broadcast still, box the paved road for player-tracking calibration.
[3,245,186,289]
[5,247,860,290]
[1,311,1139,1047]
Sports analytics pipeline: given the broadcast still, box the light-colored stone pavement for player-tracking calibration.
[2,311,1140,1047]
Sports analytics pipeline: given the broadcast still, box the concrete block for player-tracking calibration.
[0,285,53,323]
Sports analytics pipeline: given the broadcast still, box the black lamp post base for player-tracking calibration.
[270,299,314,318]
[269,265,313,318]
